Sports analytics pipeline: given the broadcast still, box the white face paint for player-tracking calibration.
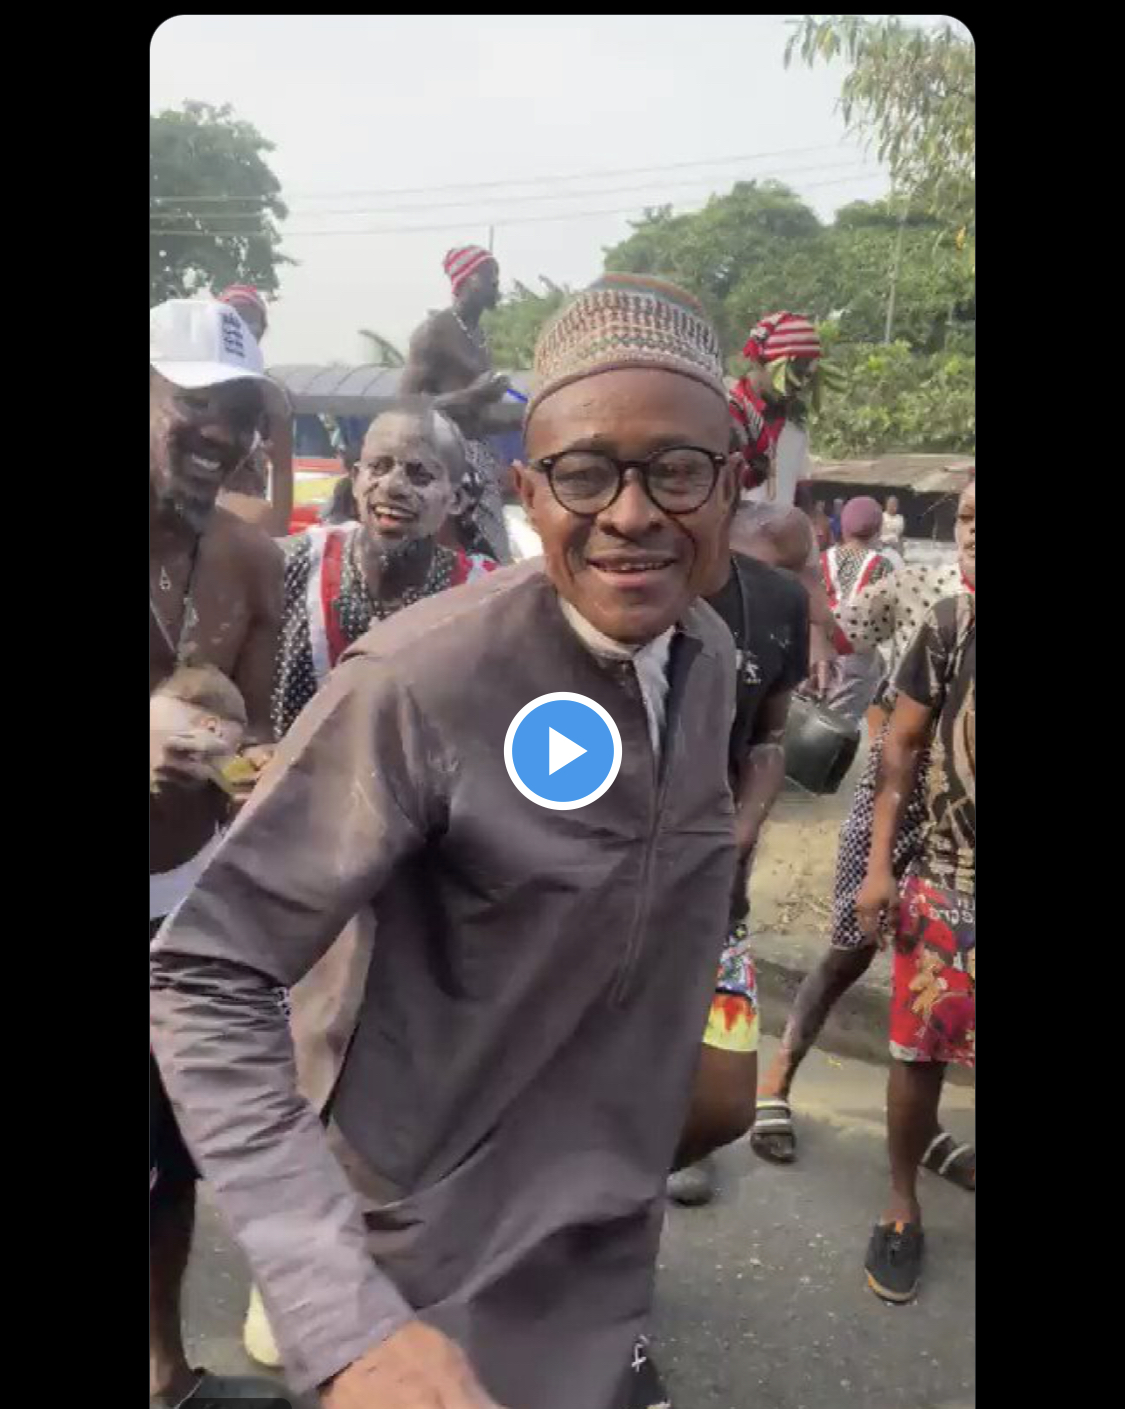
[352,412,456,549]
[149,694,245,770]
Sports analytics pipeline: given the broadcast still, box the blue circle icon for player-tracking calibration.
[504,692,623,810]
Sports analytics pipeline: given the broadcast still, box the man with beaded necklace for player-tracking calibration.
[402,244,525,563]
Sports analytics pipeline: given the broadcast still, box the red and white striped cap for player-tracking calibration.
[443,245,495,297]
[218,284,268,323]
[742,311,821,364]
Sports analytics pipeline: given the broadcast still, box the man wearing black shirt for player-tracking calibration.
[668,543,809,1205]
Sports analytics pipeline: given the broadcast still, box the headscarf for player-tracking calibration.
[840,495,884,541]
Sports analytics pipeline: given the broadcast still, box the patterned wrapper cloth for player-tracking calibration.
[461,437,512,564]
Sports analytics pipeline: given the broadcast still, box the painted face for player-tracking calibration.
[351,411,456,550]
[150,372,264,532]
[955,480,976,586]
[517,368,737,645]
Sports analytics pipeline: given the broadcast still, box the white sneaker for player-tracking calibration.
[243,1284,283,1369]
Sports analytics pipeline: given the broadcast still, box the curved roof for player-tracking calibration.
[268,363,532,415]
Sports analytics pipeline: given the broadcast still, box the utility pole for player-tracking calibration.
[487,224,494,254]
[883,205,908,345]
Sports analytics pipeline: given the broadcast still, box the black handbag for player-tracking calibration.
[782,694,861,795]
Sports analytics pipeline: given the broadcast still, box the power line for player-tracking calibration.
[148,142,852,205]
[150,159,877,225]
[149,172,888,241]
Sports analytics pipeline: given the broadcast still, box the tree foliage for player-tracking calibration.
[483,180,974,457]
[811,336,974,459]
[150,102,290,305]
[483,278,571,368]
[604,182,822,353]
[785,16,975,231]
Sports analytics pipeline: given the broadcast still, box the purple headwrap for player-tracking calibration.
[840,495,884,540]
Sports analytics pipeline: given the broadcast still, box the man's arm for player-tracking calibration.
[733,687,791,860]
[263,380,294,536]
[855,606,947,942]
[150,658,448,1393]
[231,535,283,746]
[400,318,439,395]
[855,693,933,944]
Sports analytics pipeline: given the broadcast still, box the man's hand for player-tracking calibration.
[150,733,226,796]
[321,1322,507,1408]
[468,371,509,405]
[806,658,833,700]
[855,865,900,949]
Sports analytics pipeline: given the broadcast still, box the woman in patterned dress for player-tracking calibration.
[752,480,976,1188]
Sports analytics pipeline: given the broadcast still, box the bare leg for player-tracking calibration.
[673,1047,757,1171]
[882,1060,945,1225]
[759,944,877,1102]
[150,1185,199,1404]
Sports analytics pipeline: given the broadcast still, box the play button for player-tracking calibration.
[505,692,623,810]
[548,728,586,775]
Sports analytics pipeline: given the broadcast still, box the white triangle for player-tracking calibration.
[548,726,587,776]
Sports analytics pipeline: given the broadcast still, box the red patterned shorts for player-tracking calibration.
[890,873,975,1068]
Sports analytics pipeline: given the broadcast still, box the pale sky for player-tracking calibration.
[150,15,962,365]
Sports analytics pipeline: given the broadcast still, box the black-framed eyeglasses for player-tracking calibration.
[531,445,727,517]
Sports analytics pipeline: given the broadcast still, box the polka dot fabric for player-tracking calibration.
[831,544,895,602]
[831,725,930,950]
[836,563,962,705]
[271,531,462,740]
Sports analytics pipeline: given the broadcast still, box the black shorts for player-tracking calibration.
[150,918,197,1207]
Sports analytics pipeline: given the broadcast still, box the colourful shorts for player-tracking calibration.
[890,873,975,1068]
[703,921,760,1054]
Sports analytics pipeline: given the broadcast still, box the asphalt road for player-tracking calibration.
[181,1038,975,1409]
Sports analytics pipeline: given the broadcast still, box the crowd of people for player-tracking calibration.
[149,254,975,1409]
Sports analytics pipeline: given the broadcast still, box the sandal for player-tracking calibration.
[750,1096,797,1164]
[921,1131,975,1191]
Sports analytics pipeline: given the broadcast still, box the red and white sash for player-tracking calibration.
[304,525,495,686]
[821,546,882,611]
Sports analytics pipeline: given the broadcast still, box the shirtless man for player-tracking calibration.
[149,297,285,1407]
[214,284,295,537]
[401,245,523,562]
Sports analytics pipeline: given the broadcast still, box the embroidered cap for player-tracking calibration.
[528,273,727,418]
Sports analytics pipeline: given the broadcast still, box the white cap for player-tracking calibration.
[150,298,268,389]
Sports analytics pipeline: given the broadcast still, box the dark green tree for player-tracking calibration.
[150,102,290,305]
[483,278,571,368]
